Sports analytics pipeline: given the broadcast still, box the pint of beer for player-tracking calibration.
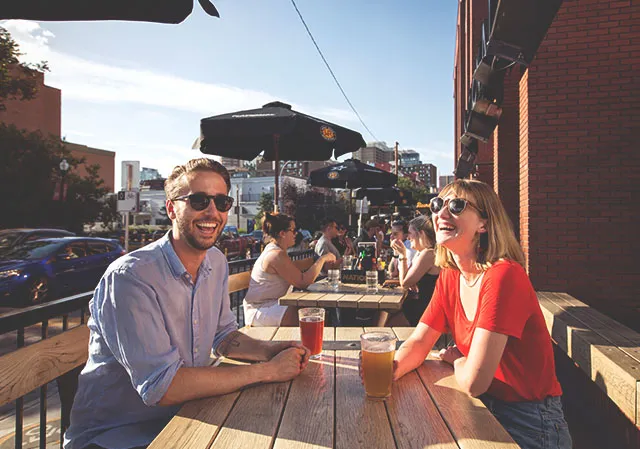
[360,332,397,400]
[299,308,325,359]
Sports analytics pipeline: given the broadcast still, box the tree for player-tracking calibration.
[0,26,49,111]
[0,123,114,233]
[254,192,273,226]
[397,176,431,204]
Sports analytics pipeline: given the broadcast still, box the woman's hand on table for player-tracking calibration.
[437,345,464,366]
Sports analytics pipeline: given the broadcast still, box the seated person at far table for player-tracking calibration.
[244,212,335,327]
[390,179,571,449]
[314,218,342,272]
[386,220,417,278]
[354,218,384,258]
[332,222,355,257]
[64,158,310,449]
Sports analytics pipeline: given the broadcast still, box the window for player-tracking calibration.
[87,242,109,255]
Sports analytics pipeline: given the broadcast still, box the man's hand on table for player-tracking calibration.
[263,346,309,382]
[266,340,310,369]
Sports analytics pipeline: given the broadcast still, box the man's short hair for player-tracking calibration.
[391,220,407,234]
[164,158,231,200]
[321,218,337,231]
[364,219,380,231]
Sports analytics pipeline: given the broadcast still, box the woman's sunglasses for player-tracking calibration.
[429,196,483,216]
[172,193,234,212]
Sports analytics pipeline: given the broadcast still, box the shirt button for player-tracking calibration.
[193,319,198,325]
[194,348,199,353]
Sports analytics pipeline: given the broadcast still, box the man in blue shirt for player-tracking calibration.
[65,158,309,449]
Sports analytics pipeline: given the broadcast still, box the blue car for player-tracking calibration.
[0,237,126,307]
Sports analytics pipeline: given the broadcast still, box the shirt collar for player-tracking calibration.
[159,231,213,279]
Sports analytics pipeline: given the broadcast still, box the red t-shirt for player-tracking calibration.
[420,259,562,402]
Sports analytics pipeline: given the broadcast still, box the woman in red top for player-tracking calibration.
[393,179,571,449]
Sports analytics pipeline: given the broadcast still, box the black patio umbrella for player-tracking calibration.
[198,101,366,211]
[308,159,397,227]
[308,159,397,189]
[1,0,219,23]
[354,187,414,207]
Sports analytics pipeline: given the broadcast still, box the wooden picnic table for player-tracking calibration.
[149,326,518,449]
[279,279,407,311]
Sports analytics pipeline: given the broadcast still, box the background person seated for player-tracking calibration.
[244,213,336,326]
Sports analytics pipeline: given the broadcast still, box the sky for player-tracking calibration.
[1,0,458,191]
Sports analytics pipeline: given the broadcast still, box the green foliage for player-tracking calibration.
[255,192,274,226]
[0,124,113,233]
[397,176,431,204]
[0,26,49,111]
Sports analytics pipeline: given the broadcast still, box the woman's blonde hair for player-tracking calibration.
[408,215,436,248]
[434,179,525,270]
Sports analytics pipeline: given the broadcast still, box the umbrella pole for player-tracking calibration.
[348,188,353,227]
[273,134,280,213]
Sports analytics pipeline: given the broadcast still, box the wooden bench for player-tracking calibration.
[538,291,640,448]
[0,325,90,431]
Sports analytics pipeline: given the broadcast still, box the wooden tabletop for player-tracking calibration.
[149,327,518,449]
[279,280,407,311]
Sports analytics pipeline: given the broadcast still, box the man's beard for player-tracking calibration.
[176,216,224,251]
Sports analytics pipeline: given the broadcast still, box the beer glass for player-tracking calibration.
[360,331,397,400]
[299,308,325,359]
[327,269,340,291]
[365,270,378,293]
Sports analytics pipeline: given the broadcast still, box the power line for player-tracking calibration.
[289,0,379,142]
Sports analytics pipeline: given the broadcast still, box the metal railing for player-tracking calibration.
[0,249,314,448]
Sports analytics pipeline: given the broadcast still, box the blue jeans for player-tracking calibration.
[480,394,572,449]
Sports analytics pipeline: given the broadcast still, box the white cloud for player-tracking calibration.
[1,20,357,122]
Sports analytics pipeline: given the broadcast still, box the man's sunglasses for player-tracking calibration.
[172,193,234,212]
[429,196,484,216]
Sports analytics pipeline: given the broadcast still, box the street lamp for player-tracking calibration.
[277,160,294,211]
[59,158,70,201]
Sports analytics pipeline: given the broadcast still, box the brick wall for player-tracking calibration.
[522,0,640,327]
[0,70,61,137]
[493,68,521,240]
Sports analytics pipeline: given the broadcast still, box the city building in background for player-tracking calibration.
[140,167,163,181]
[398,149,421,167]
[399,163,437,190]
[352,142,394,165]
[438,175,455,191]
[0,67,115,192]
[454,0,639,329]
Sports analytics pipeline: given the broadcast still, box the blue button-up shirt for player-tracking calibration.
[64,234,237,449]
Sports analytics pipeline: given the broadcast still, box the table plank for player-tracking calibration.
[307,280,403,296]
[316,293,344,308]
[274,325,336,449]
[336,294,363,309]
[391,327,415,341]
[378,294,404,311]
[386,371,459,449]
[280,292,307,306]
[149,392,240,449]
[357,294,385,309]
[335,326,396,449]
[297,293,327,307]
[417,360,519,449]
[239,326,278,341]
[210,328,287,449]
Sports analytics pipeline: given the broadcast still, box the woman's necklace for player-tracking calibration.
[462,271,484,288]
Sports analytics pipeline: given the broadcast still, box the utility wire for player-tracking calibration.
[289,0,379,142]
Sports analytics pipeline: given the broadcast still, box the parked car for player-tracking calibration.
[0,237,125,306]
[216,225,251,260]
[0,228,75,256]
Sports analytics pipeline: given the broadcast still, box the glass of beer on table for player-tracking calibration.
[298,308,325,359]
[360,331,397,400]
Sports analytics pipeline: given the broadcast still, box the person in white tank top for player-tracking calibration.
[243,213,336,326]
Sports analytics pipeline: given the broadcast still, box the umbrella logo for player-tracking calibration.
[320,125,337,142]
[327,171,340,180]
